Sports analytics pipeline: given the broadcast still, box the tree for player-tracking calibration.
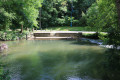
[116,0,120,29]
[86,0,117,32]
[86,0,120,47]
[0,0,43,32]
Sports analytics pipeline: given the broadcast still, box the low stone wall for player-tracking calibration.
[33,32,82,39]
[34,33,50,37]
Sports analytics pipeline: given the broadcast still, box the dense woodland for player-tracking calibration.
[0,0,120,46]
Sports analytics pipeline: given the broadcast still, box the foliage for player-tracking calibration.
[41,0,67,27]
[41,0,95,28]
[86,0,117,32]
[0,8,16,30]
[0,31,28,41]
[86,3,98,29]
[98,32,108,44]
[107,29,120,48]
[0,0,43,30]
[79,12,87,26]
[82,33,99,39]
[0,0,43,40]
[85,0,120,47]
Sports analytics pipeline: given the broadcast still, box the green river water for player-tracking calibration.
[0,40,120,80]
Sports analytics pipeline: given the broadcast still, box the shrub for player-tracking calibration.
[0,31,28,41]
[82,33,99,39]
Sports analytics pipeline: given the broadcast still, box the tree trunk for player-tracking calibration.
[39,7,42,30]
[116,0,120,29]
[26,27,28,30]
[20,24,23,33]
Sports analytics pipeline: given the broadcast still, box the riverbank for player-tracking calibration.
[44,26,107,32]
[0,30,31,41]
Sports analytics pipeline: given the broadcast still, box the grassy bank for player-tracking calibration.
[45,26,108,39]
[82,32,108,39]
[45,26,99,31]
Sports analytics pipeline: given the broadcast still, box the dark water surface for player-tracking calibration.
[0,40,120,80]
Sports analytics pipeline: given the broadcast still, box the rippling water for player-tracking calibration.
[0,40,120,80]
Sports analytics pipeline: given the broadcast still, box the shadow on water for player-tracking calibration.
[101,49,120,80]
[0,40,120,80]
[75,49,120,80]
[0,63,10,80]
[70,38,102,46]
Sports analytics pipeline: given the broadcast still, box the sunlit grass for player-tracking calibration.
[45,26,98,31]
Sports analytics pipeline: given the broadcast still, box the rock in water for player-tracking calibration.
[1,43,8,49]
[0,43,8,52]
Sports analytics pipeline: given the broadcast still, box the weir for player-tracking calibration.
[33,31,82,40]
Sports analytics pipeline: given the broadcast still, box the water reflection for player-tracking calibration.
[0,63,10,80]
[0,40,120,80]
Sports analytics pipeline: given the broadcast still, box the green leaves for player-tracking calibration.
[0,7,16,30]
[86,0,117,32]
[0,0,43,30]
[86,0,120,47]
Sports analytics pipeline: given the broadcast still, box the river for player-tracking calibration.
[0,40,120,80]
